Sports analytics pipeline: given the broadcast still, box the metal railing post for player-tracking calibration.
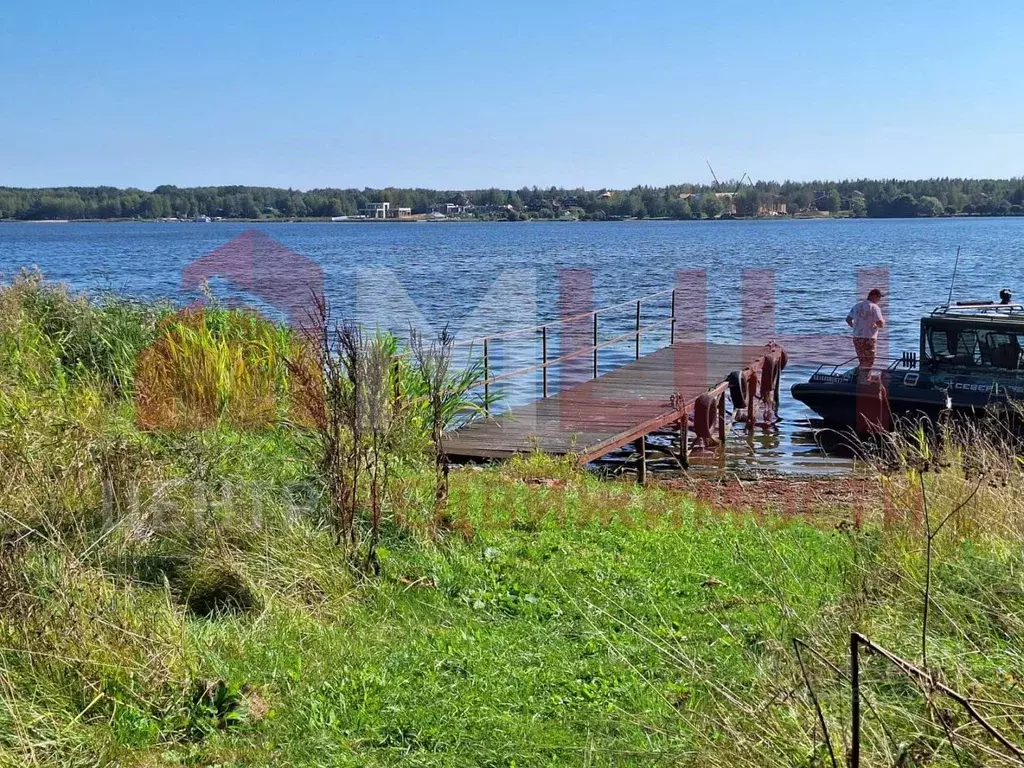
[670,289,677,345]
[635,300,641,360]
[592,313,598,379]
[483,338,490,415]
[541,325,548,398]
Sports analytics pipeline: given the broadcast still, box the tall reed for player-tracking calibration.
[135,306,293,431]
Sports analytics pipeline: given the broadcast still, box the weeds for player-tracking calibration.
[408,325,491,526]
[135,305,293,431]
[288,293,358,546]
[0,269,160,395]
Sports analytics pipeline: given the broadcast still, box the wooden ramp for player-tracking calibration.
[444,342,772,463]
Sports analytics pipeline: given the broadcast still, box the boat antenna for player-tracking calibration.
[946,245,961,306]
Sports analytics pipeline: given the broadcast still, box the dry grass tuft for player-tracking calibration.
[135,307,294,431]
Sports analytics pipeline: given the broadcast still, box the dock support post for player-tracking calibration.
[678,414,689,470]
[483,339,490,415]
[747,370,757,433]
[670,290,676,345]
[592,313,598,378]
[635,437,647,485]
[541,326,548,398]
[635,300,641,360]
[718,393,726,445]
[718,393,727,468]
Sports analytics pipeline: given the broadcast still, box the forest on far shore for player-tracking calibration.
[3,177,1024,221]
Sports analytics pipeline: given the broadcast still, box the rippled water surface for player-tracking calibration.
[3,218,1023,473]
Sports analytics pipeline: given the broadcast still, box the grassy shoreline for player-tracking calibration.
[2,275,1023,766]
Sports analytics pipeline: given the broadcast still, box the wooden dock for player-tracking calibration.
[444,341,775,465]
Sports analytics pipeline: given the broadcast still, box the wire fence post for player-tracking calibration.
[541,325,548,398]
[483,338,490,415]
[592,313,598,379]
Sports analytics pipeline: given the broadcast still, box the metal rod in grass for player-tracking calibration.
[792,639,838,768]
[919,472,984,670]
[934,702,968,768]
[793,637,900,758]
[854,632,1024,763]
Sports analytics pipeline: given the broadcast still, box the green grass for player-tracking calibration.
[189,485,854,766]
[3,278,1024,767]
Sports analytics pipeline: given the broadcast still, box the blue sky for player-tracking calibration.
[1,1,1022,190]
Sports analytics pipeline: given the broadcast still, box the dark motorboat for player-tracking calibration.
[792,296,1024,430]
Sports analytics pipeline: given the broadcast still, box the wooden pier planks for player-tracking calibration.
[444,342,768,463]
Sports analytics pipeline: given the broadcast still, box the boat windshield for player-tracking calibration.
[926,326,1024,371]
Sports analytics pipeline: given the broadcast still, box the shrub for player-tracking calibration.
[0,269,160,393]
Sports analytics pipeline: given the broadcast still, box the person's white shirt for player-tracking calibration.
[847,300,884,339]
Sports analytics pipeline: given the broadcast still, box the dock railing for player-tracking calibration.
[455,288,679,413]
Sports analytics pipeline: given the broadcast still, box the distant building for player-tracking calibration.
[361,202,390,219]
[598,190,614,199]
[758,197,787,216]
[396,207,412,218]
[428,202,470,217]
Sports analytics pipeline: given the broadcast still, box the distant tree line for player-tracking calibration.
[2,178,1024,221]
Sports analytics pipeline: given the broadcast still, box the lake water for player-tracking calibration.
[3,218,1023,474]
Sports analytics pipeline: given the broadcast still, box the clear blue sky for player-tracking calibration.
[2,1,1022,190]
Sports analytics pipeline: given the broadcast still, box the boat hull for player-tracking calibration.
[791,372,1018,430]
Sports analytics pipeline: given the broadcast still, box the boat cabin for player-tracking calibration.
[921,302,1024,374]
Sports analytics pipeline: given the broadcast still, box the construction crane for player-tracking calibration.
[733,172,752,193]
[706,159,752,193]
[705,158,721,188]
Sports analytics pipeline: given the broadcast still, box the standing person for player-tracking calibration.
[846,289,885,374]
